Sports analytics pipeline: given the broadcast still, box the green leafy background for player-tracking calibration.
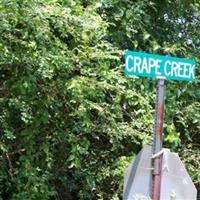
[0,0,199,199]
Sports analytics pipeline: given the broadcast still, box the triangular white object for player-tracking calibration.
[123,146,197,200]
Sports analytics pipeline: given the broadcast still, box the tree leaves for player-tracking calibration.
[0,0,200,199]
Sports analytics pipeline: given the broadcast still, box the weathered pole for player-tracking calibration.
[152,79,165,200]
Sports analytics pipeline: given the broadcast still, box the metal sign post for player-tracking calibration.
[152,79,165,200]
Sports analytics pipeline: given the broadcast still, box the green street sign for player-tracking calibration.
[125,51,196,81]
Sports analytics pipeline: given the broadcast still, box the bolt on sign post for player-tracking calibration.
[123,51,197,200]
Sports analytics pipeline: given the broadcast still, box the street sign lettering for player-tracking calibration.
[125,51,196,81]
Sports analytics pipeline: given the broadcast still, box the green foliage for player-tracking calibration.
[164,124,181,149]
[0,0,199,199]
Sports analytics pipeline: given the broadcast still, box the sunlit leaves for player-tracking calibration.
[0,0,200,199]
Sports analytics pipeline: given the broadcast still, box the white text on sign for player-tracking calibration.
[125,51,195,81]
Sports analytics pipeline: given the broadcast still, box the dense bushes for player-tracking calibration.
[0,0,199,199]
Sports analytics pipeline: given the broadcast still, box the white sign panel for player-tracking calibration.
[123,146,197,200]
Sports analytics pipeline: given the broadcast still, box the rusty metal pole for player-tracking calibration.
[152,79,165,200]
